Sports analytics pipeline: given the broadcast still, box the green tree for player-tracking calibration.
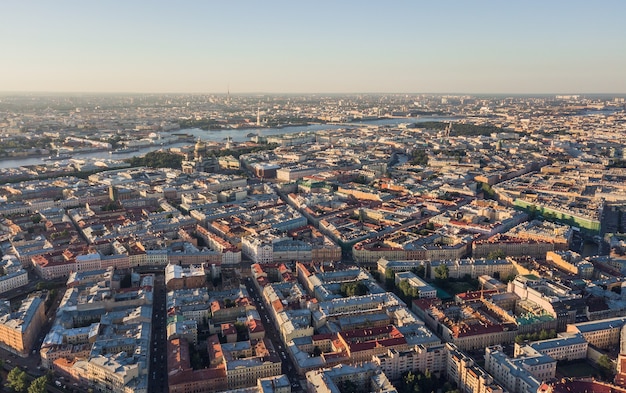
[434,264,449,281]
[487,249,506,260]
[597,355,616,379]
[504,273,517,283]
[27,376,48,393]
[410,149,429,166]
[313,346,322,357]
[398,279,419,301]
[403,371,416,390]
[480,182,495,199]
[6,367,27,393]
[385,268,396,289]
[411,265,426,278]
[126,151,184,170]
[340,282,368,297]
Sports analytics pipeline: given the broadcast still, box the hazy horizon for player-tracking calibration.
[2,91,626,97]
[2,1,625,94]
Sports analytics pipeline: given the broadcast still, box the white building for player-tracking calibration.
[484,346,553,393]
[242,236,275,264]
[514,334,588,361]
[394,271,437,299]
[0,255,28,294]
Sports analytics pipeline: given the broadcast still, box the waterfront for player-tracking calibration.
[0,116,454,170]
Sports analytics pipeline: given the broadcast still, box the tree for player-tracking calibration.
[313,346,322,357]
[397,369,441,393]
[385,268,396,289]
[403,371,416,390]
[398,280,419,301]
[28,376,48,393]
[120,273,132,288]
[504,273,517,283]
[411,265,426,278]
[480,182,495,199]
[125,151,184,169]
[410,149,429,166]
[487,249,506,260]
[434,264,449,281]
[597,355,616,379]
[340,282,368,297]
[6,367,27,393]
[234,321,248,340]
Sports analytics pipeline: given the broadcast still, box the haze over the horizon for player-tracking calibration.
[2,1,625,95]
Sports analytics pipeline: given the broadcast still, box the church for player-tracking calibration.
[181,139,220,174]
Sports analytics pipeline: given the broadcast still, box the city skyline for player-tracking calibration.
[2,0,626,94]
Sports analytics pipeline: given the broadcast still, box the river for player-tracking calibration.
[0,116,455,170]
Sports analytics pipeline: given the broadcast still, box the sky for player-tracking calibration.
[1,1,625,94]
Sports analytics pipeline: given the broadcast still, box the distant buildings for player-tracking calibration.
[4,94,626,393]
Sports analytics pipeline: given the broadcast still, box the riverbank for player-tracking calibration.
[0,116,457,170]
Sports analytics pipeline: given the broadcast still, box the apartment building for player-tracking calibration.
[446,343,505,393]
[484,346,548,393]
[514,334,588,361]
[0,255,28,294]
[394,271,437,299]
[566,316,626,350]
[372,344,448,380]
[305,362,396,393]
[0,294,46,356]
[165,263,207,290]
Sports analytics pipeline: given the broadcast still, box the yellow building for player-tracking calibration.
[0,294,46,356]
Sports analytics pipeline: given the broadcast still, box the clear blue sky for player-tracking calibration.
[1,1,625,94]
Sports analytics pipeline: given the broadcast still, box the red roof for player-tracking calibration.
[546,380,626,393]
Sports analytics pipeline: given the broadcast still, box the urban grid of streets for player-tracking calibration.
[1,93,626,393]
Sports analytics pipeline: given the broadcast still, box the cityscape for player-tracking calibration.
[2,2,626,393]
[1,92,626,393]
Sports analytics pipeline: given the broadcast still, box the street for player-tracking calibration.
[148,273,168,393]
[243,277,303,392]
